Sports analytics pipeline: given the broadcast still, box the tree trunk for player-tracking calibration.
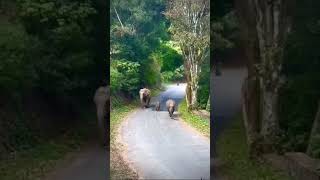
[260,86,279,152]
[185,80,199,110]
[236,0,293,156]
[190,80,199,109]
[236,0,262,157]
[184,58,200,110]
[307,101,320,156]
[185,84,191,108]
[242,76,262,158]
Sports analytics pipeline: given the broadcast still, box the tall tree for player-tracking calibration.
[165,0,210,109]
[236,0,294,154]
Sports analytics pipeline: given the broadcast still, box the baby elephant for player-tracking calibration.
[155,101,160,111]
[166,99,176,118]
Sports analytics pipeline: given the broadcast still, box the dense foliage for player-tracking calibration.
[279,0,320,156]
[110,0,187,99]
[0,0,105,155]
[110,0,170,97]
[197,57,210,109]
[110,60,141,97]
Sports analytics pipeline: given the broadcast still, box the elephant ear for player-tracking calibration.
[145,89,150,96]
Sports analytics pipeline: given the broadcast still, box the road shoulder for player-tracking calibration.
[178,99,210,139]
[110,103,139,180]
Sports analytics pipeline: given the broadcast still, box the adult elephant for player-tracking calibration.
[139,88,151,108]
[93,85,110,146]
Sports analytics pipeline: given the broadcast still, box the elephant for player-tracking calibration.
[93,85,110,146]
[155,101,160,111]
[166,99,176,118]
[139,88,151,108]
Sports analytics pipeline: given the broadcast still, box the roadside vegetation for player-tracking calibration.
[0,109,98,180]
[110,97,138,180]
[0,0,107,178]
[178,100,210,138]
[216,115,290,180]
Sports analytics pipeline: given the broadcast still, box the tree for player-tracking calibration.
[236,0,294,155]
[110,0,168,90]
[165,0,210,109]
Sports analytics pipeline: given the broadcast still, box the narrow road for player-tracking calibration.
[211,59,247,180]
[120,84,210,179]
[44,141,108,180]
[211,66,247,138]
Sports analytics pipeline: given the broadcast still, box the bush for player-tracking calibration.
[142,53,162,87]
[111,60,141,97]
[161,66,184,83]
[279,73,320,152]
[153,42,183,72]
[0,0,103,155]
[197,58,210,109]
[279,0,320,153]
[161,71,175,82]
[0,20,37,94]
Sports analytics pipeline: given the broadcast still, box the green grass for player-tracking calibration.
[110,101,138,145]
[178,99,210,138]
[110,100,139,180]
[216,115,290,180]
[0,110,96,180]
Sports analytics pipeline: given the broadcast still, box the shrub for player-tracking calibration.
[111,60,141,97]
[142,53,162,87]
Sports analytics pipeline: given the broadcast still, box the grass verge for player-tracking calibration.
[0,109,96,180]
[178,99,210,138]
[216,115,290,180]
[110,99,139,180]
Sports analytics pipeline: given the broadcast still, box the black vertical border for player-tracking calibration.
[92,0,110,178]
[210,0,216,179]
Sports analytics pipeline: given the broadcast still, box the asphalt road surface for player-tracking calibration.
[44,142,108,180]
[211,66,247,138]
[121,84,210,179]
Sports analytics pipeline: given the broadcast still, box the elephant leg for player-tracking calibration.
[146,97,150,107]
[140,99,145,108]
[97,107,106,145]
[104,112,109,147]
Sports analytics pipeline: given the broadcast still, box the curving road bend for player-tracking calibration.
[120,84,210,180]
[44,142,107,180]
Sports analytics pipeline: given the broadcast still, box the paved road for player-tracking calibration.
[121,84,210,179]
[44,142,108,180]
[211,66,247,138]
